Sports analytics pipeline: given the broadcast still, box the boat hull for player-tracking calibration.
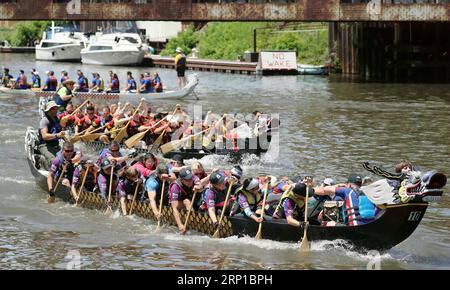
[25,128,429,251]
[36,44,82,61]
[81,49,145,65]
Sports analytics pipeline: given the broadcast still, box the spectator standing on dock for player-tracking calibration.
[174,47,187,89]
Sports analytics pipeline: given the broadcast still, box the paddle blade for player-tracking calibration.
[81,133,103,142]
[151,132,165,149]
[114,127,128,143]
[47,195,56,203]
[299,236,310,253]
[212,229,220,239]
[255,223,263,240]
[69,135,81,144]
[125,131,147,149]
[160,139,184,154]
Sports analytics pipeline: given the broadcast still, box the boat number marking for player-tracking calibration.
[407,211,422,221]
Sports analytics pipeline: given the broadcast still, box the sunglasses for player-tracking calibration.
[110,149,120,152]
[64,150,74,153]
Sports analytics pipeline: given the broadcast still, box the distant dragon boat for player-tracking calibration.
[0,74,199,101]
[25,128,447,251]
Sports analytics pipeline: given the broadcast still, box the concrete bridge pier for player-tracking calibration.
[330,22,450,82]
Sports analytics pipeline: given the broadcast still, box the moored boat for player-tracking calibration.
[25,128,447,251]
[297,64,329,75]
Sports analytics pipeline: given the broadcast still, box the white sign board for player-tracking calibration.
[259,51,297,70]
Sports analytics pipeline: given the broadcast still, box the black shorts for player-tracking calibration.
[177,69,185,77]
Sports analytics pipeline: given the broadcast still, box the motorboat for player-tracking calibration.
[35,22,88,61]
[81,33,148,66]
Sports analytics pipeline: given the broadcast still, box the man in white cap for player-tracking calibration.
[38,101,66,166]
[174,47,187,89]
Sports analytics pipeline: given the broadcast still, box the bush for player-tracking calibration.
[160,26,199,56]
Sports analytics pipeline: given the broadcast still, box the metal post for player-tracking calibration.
[253,29,257,53]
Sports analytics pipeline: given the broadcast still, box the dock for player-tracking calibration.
[148,56,257,75]
[0,47,35,53]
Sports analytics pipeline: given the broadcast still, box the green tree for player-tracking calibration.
[160,26,199,56]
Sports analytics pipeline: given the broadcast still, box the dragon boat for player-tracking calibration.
[25,128,447,251]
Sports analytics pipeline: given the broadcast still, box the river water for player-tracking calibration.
[0,53,449,270]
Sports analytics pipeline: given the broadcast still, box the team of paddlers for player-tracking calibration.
[35,81,418,235]
[1,67,163,93]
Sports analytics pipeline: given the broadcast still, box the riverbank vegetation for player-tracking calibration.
[0,21,57,47]
[161,22,329,65]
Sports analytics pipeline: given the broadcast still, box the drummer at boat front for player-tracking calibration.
[313,174,376,226]
[47,141,82,197]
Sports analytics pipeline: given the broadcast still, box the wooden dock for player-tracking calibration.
[147,56,257,75]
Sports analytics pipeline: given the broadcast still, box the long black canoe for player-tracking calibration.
[25,128,445,252]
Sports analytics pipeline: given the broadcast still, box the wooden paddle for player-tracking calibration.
[114,100,145,143]
[48,163,68,203]
[182,190,198,235]
[124,114,170,149]
[255,177,270,240]
[105,166,114,214]
[129,181,142,216]
[161,114,226,155]
[60,99,90,126]
[299,185,310,253]
[212,177,236,239]
[75,164,91,206]
[155,178,166,232]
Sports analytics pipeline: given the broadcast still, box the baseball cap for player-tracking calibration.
[347,173,362,185]
[172,154,184,165]
[179,167,193,180]
[292,182,307,197]
[323,177,336,186]
[210,172,225,185]
[230,165,243,179]
[44,101,59,112]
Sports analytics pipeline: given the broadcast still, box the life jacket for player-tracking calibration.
[176,54,186,70]
[32,75,41,88]
[38,114,62,147]
[95,78,105,91]
[97,148,125,170]
[128,79,137,90]
[273,189,305,219]
[343,188,375,226]
[48,76,57,90]
[18,75,27,86]
[154,76,163,92]
[75,165,98,192]
[200,186,227,211]
[111,78,120,90]
[234,187,261,213]
[168,178,194,201]
[55,87,72,108]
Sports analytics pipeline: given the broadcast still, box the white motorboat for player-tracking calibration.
[35,22,88,61]
[81,33,148,66]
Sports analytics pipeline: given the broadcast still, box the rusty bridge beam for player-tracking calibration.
[0,1,449,22]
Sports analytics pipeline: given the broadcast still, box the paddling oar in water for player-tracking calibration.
[114,99,145,143]
[155,177,167,232]
[181,190,198,235]
[105,166,115,215]
[60,99,90,127]
[75,163,91,206]
[48,163,68,203]
[299,184,311,253]
[129,180,142,216]
[160,114,226,155]
[212,177,237,239]
[255,177,271,240]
